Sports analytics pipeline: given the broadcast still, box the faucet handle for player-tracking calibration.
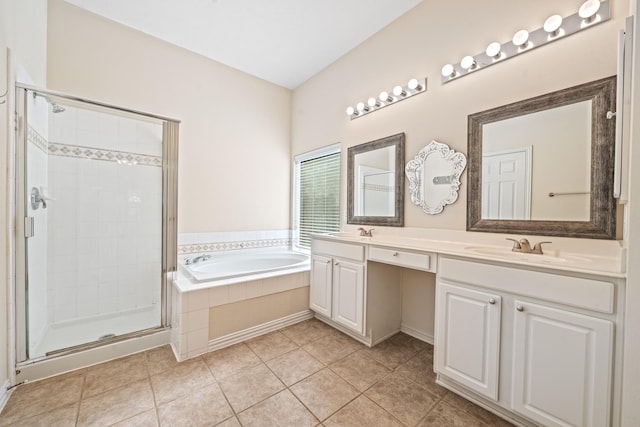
[506,238,521,250]
[532,241,552,255]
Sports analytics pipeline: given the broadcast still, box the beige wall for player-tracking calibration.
[1,0,48,395]
[209,287,309,340]
[46,0,292,234]
[291,0,629,230]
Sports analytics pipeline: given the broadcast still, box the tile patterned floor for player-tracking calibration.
[0,319,514,426]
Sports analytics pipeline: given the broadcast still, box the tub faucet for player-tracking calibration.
[358,227,374,237]
[192,254,212,263]
[506,238,552,255]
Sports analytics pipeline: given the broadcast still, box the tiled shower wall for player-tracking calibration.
[46,107,163,325]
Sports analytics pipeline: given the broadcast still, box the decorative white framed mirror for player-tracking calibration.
[405,140,467,215]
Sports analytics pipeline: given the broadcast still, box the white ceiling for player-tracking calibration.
[64,0,423,89]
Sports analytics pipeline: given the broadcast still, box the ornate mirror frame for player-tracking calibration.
[347,133,405,226]
[467,76,617,239]
[406,140,467,215]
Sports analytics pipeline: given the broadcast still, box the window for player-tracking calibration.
[293,144,341,249]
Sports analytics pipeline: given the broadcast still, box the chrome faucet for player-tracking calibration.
[506,238,552,255]
[192,254,212,264]
[358,227,374,237]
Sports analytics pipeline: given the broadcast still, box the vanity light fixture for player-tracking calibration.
[441,64,456,78]
[512,29,530,49]
[368,97,381,108]
[460,55,477,70]
[579,0,601,23]
[392,85,407,97]
[407,78,423,91]
[440,0,610,84]
[356,102,369,113]
[485,42,502,60]
[544,14,563,36]
[346,77,427,120]
[379,91,394,103]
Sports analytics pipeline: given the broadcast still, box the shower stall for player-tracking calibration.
[14,85,178,363]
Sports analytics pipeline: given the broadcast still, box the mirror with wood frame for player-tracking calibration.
[347,133,405,226]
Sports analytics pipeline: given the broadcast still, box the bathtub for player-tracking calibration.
[180,250,310,282]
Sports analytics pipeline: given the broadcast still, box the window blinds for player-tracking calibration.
[298,152,340,248]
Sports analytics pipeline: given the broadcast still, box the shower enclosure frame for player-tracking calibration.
[14,83,179,364]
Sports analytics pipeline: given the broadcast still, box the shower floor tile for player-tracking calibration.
[0,318,514,426]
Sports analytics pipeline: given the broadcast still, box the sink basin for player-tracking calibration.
[464,246,590,265]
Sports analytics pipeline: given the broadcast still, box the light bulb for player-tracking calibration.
[512,29,529,48]
[392,85,406,97]
[485,42,501,59]
[441,64,455,78]
[346,106,355,116]
[379,91,393,102]
[579,0,600,21]
[460,56,476,70]
[367,97,380,108]
[356,102,368,112]
[407,78,423,91]
[544,14,563,34]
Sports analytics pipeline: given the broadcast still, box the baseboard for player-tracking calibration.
[208,310,314,352]
[400,323,433,345]
[0,379,12,414]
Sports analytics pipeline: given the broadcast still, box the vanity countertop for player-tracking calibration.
[313,227,625,278]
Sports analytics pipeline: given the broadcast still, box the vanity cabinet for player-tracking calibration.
[435,257,615,427]
[310,239,366,335]
[309,254,333,318]
[435,282,501,400]
[511,300,613,427]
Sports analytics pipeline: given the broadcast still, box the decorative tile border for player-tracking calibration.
[178,238,292,254]
[27,126,48,154]
[48,142,162,167]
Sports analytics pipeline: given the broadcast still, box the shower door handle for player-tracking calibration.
[24,216,34,238]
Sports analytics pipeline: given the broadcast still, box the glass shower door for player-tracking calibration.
[18,87,168,360]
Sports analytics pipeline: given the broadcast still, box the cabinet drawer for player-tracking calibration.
[311,239,365,262]
[439,257,614,313]
[369,246,433,272]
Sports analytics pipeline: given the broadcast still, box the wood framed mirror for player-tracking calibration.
[467,76,617,239]
[347,133,405,226]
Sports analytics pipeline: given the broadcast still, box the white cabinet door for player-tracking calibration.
[511,300,613,427]
[332,259,365,334]
[310,254,333,318]
[435,281,501,400]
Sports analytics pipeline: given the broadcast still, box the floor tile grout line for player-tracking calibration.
[414,392,448,426]
[143,349,163,427]
[74,371,88,426]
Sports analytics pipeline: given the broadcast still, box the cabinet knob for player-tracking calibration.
[392,252,399,257]
[325,260,331,264]
[334,262,339,266]
[489,298,496,305]
[516,305,524,312]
